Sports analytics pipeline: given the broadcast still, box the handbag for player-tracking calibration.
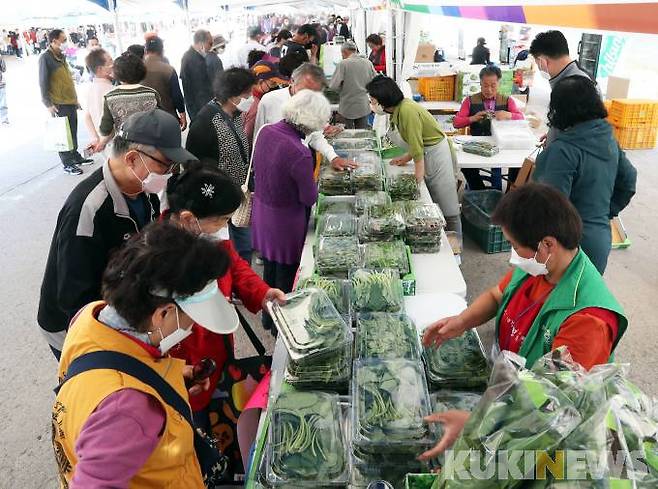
[44,115,74,152]
[210,101,253,228]
[208,307,271,481]
[54,351,229,488]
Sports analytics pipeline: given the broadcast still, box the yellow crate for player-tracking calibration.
[608,99,658,128]
[418,75,456,102]
[613,125,658,149]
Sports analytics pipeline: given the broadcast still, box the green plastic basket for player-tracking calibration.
[462,190,511,254]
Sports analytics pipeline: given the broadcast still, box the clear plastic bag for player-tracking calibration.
[329,129,376,139]
[358,204,406,243]
[315,236,359,278]
[351,268,404,313]
[355,190,392,215]
[316,195,355,215]
[266,391,348,486]
[361,240,410,276]
[316,213,357,237]
[356,312,421,361]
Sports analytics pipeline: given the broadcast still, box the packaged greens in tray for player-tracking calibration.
[285,336,353,389]
[297,276,351,317]
[351,268,404,313]
[316,213,357,237]
[361,240,410,276]
[352,358,435,451]
[316,195,355,215]
[355,190,391,215]
[423,329,490,389]
[329,129,376,139]
[267,288,350,362]
[266,391,348,486]
[460,139,500,157]
[351,155,383,192]
[319,166,351,196]
[356,312,420,360]
[331,138,378,151]
[430,390,482,413]
[386,164,420,201]
[357,203,405,242]
[315,236,359,278]
[405,202,445,253]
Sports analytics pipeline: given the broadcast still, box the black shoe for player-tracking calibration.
[77,158,94,166]
[64,164,83,175]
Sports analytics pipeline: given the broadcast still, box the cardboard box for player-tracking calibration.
[415,43,436,63]
[607,76,631,100]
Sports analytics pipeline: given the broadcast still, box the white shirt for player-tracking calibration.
[85,77,114,132]
[235,39,265,68]
[254,87,338,162]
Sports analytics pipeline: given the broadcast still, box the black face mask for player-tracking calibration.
[305,43,313,49]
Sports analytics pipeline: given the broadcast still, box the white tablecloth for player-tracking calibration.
[453,135,538,169]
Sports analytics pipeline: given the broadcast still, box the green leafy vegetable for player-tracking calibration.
[351,156,384,192]
[319,166,351,196]
[351,268,404,313]
[316,195,355,215]
[331,138,378,150]
[460,140,500,157]
[361,240,410,276]
[355,190,392,215]
[405,202,445,253]
[387,165,420,201]
[315,236,359,278]
[356,312,420,360]
[358,204,406,243]
[316,213,357,237]
[297,276,351,316]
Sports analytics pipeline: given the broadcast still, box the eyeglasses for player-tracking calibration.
[136,150,177,174]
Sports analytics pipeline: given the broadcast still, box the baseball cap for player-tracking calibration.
[252,60,289,85]
[175,280,239,334]
[118,109,197,163]
[211,35,226,51]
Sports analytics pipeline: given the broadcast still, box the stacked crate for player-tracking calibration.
[608,99,658,149]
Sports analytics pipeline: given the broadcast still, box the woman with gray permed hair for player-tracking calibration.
[251,89,331,333]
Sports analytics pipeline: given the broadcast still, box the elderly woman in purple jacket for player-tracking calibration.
[251,89,331,330]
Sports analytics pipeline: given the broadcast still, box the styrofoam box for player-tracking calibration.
[491,120,537,150]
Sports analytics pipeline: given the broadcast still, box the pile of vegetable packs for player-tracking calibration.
[434,348,658,489]
[350,153,384,192]
[316,213,357,238]
[360,240,410,276]
[358,203,406,242]
[423,329,490,389]
[266,391,348,486]
[330,138,379,151]
[351,268,404,313]
[386,163,420,201]
[268,288,353,389]
[355,190,392,215]
[316,195,355,216]
[319,166,352,196]
[405,202,446,253]
[315,236,359,278]
[356,312,421,361]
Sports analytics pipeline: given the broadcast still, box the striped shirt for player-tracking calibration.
[99,84,161,136]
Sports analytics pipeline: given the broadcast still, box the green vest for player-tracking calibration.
[495,249,627,368]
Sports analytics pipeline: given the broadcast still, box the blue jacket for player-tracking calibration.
[533,119,636,274]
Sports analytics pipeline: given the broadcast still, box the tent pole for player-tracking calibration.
[112,0,123,53]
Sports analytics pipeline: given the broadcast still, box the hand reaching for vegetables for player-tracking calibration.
[422,315,467,348]
[417,410,470,461]
[391,155,411,166]
[263,288,286,311]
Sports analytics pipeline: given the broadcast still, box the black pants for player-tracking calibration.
[336,113,369,129]
[462,168,486,190]
[261,258,298,334]
[56,104,81,166]
[49,345,62,361]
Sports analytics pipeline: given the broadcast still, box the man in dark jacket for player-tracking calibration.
[206,34,226,84]
[180,29,213,120]
[37,109,198,359]
[470,37,490,65]
[39,29,93,175]
[142,36,187,130]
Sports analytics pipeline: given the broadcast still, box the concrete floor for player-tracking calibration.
[0,54,656,488]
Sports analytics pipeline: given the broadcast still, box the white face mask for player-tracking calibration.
[157,307,193,354]
[537,58,551,80]
[235,95,254,112]
[370,102,385,115]
[59,42,69,51]
[132,154,172,194]
[509,245,550,277]
[197,218,230,242]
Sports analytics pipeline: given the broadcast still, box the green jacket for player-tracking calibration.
[495,249,627,369]
[39,47,77,106]
[533,119,637,274]
[390,98,445,161]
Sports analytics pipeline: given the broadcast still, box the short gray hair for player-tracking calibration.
[112,135,157,158]
[193,29,211,45]
[291,63,327,89]
[341,41,358,53]
[282,89,331,133]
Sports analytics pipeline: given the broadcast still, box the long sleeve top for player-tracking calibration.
[453,95,524,129]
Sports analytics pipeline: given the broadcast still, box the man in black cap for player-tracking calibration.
[38,109,197,359]
[470,37,490,65]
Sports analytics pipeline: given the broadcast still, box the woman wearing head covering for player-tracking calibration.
[244,60,289,144]
[53,222,233,487]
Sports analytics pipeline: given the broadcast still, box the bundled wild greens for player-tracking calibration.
[297,276,351,317]
[316,213,357,238]
[355,190,392,215]
[460,140,500,157]
[315,236,359,278]
[316,195,355,215]
[351,268,404,313]
[405,202,446,253]
[356,312,421,360]
[386,164,420,201]
[351,156,384,192]
[358,203,406,242]
[267,391,347,486]
[319,166,352,196]
[361,240,410,276]
[329,129,376,139]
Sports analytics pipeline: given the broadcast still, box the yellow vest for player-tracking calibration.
[53,302,205,489]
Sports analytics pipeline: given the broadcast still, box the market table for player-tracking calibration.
[453,135,538,169]
[418,100,462,114]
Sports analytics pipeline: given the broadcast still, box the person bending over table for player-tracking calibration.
[453,65,524,190]
[419,183,628,461]
[366,75,462,242]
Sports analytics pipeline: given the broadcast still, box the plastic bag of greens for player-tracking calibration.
[356,312,421,360]
[319,166,352,196]
[361,240,410,276]
[351,268,404,313]
[386,163,420,201]
[351,156,384,192]
[315,236,359,278]
[423,329,490,389]
[266,391,348,486]
[355,190,392,215]
[316,213,357,237]
[436,351,582,489]
[358,203,406,243]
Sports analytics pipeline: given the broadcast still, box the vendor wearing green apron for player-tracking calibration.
[419,183,627,461]
[366,75,462,241]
